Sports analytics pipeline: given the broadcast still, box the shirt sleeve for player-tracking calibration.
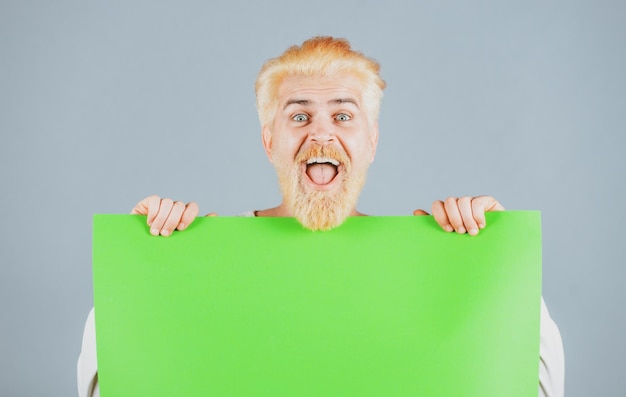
[538,298,565,397]
[77,307,100,397]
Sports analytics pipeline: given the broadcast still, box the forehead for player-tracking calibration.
[277,74,365,107]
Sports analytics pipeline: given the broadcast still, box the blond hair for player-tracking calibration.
[255,36,386,128]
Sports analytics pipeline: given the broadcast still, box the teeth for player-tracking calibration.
[306,157,339,166]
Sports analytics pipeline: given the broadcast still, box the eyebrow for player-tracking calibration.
[331,98,359,107]
[283,97,359,110]
[284,99,310,109]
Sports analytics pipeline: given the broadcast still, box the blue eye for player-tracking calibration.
[336,113,351,121]
[293,114,308,122]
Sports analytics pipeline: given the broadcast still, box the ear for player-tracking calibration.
[262,125,273,163]
[369,122,379,163]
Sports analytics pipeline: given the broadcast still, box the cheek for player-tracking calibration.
[274,136,302,158]
[346,137,374,165]
[271,143,297,166]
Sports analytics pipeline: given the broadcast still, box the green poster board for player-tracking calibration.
[93,212,542,396]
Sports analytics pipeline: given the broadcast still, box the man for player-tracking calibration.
[78,36,564,396]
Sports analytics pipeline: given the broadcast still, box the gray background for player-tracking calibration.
[1,0,624,396]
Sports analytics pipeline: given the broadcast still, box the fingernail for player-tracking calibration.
[478,223,485,229]
[444,225,454,232]
[178,223,185,230]
[161,229,170,237]
[457,226,466,234]
[469,228,479,236]
[150,228,159,236]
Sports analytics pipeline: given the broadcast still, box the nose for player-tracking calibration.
[307,118,335,144]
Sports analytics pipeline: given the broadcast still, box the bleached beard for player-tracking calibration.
[275,145,368,231]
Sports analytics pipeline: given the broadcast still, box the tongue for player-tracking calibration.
[306,163,337,185]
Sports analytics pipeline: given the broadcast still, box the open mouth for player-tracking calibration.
[305,157,339,186]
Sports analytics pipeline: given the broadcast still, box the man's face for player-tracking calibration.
[262,74,379,230]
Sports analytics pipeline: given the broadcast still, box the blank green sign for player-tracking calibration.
[93,212,542,396]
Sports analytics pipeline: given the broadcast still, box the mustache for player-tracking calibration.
[294,144,350,167]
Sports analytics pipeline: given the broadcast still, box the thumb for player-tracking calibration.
[413,209,430,216]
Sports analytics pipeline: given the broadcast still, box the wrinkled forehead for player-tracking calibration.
[276,74,366,108]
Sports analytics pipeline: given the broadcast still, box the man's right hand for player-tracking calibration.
[130,195,205,236]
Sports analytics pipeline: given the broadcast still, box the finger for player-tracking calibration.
[443,197,466,234]
[473,195,505,212]
[130,195,163,227]
[160,201,186,237]
[413,209,429,216]
[484,195,504,211]
[458,196,479,236]
[471,196,505,229]
[130,200,147,215]
[204,212,218,217]
[177,202,200,230]
[431,200,454,232]
[471,197,488,230]
[130,195,159,217]
[149,198,174,236]
[145,195,163,226]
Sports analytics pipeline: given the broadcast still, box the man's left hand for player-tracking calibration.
[413,196,505,236]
